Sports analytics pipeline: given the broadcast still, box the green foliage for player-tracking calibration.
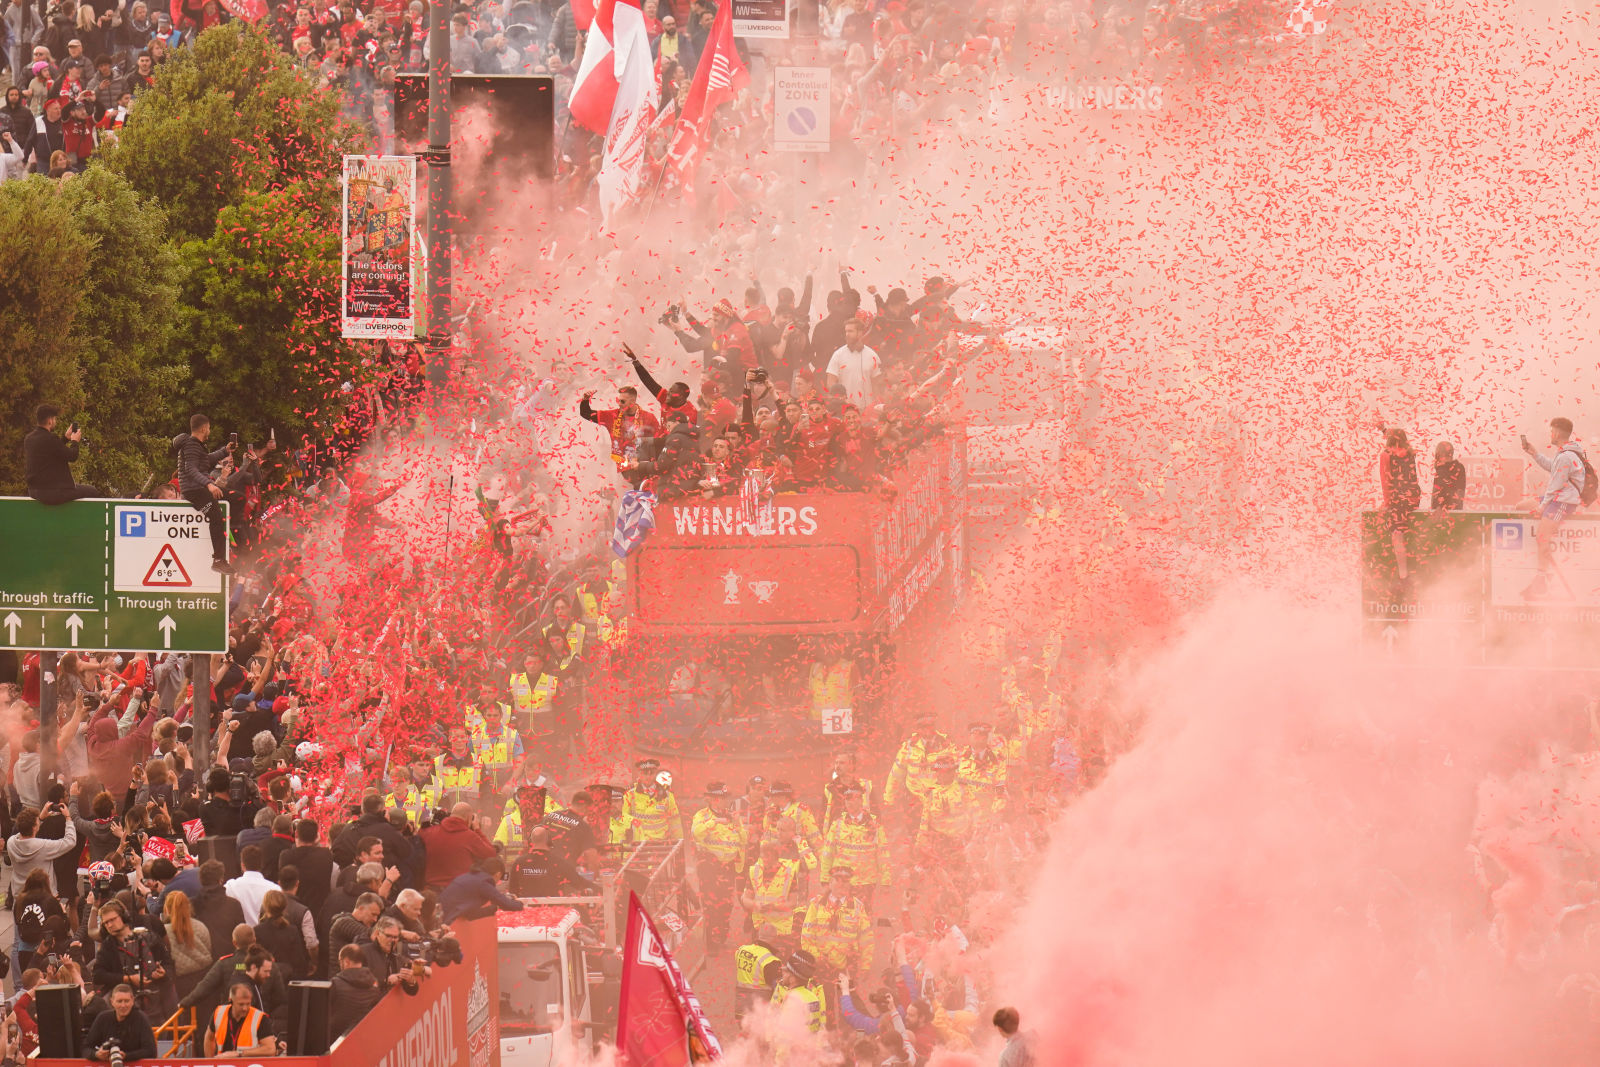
[0,171,188,495]
[177,184,369,445]
[3,25,378,496]
[57,168,187,493]
[100,22,367,241]
[0,178,94,493]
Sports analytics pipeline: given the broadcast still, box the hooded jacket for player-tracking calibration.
[5,821,78,896]
[419,815,497,889]
[631,420,700,498]
[86,704,157,796]
[329,966,384,1036]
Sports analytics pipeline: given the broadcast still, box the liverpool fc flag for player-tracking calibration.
[617,893,722,1065]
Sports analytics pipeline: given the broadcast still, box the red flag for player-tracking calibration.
[569,0,619,134]
[617,893,723,1065]
[665,0,748,189]
[571,0,596,30]
[182,818,205,846]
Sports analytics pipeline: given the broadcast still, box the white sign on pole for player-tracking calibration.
[732,0,787,38]
[774,66,830,152]
[113,505,226,595]
[1489,519,1600,607]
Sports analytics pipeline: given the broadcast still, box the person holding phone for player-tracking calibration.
[171,413,236,573]
[23,402,99,504]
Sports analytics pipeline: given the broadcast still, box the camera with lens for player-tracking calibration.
[751,368,769,384]
[658,303,681,326]
[408,935,463,967]
[228,769,258,806]
[104,1042,124,1067]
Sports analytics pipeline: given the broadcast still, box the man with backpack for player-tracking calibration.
[1521,416,1593,600]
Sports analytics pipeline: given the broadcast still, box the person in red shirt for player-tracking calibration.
[790,396,841,487]
[668,300,756,393]
[831,404,879,490]
[624,343,697,425]
[698,380,738,439]
[579,385,661,467]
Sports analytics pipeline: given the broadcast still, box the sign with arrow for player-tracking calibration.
[0,497,229,653]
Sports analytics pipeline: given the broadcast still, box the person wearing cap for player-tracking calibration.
[915,754,979,857]
[739,836,804,942]
[957,722,1008,808]
[884,713,954,824]
[766,780,823,855]
[689,782,745,951]
[821,785,889,908]
[732,923,783,1021]
[622,759,682,843]
[731,774,770,828]
[667,299,756,394]
[770,948,826,1034]
[800,864,874,986]
[823,749,873,829]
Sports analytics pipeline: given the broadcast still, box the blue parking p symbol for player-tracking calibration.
[120,512,146,537]
[1493,522,1522,551]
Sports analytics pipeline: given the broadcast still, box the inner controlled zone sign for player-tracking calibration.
[0,497,229,653]
[774,66,830,152]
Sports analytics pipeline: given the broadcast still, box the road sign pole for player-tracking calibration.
[37,651,57,787]
[192,653,212,771]
[424,0,452,386]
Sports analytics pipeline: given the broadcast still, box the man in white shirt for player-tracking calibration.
[225,844,281,925]
[825,318,882,407]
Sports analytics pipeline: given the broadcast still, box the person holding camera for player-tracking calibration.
[0,110,25,180]
[361,916,423,995]
[93,901,174,1015]
[85,985,158,1064]
[5,802,78,897]
[171,412,237,574]
[23,403,98,503]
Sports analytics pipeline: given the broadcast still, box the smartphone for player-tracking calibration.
[229,432,240,446]
[68,421,79,434]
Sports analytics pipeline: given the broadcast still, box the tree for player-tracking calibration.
[0,178,93,494]
[177,184,373,445]
[100,22,366,241]
[57,168,187,494]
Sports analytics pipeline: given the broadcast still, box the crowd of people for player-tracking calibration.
[1375,416,1592,598]
[576,272,981,499]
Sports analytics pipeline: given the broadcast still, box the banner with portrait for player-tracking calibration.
[341,154,418,339]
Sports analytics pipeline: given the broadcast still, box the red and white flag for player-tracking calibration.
[571,0,595,31]
[569,0,619,134]
[665,0,748,190]
[617,893,722,1065]
[596,0,658,222]
[182,818,205,846]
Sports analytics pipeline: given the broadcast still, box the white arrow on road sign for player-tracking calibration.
[1382,625,1398,655]
[158,615,177,649]
[65,613,83,646]
[2,613,19,643]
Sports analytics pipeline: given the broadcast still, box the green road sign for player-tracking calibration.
[1360,509,1600,665]
[0,497,230,653]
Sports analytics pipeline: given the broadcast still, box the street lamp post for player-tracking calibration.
[424,0,452,385]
